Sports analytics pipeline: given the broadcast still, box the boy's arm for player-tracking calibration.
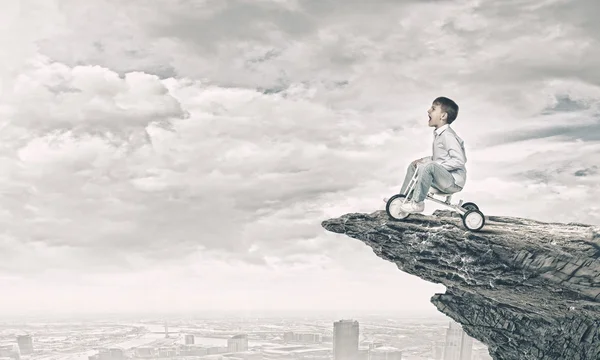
[437,135,466,171]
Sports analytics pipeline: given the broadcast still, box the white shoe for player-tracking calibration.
[399,200,425,213]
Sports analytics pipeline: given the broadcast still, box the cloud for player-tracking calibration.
[6,56,186,139]
[1,0,600,315]
[0,70,420,275]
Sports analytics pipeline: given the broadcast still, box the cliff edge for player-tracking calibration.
[321,210,600,360]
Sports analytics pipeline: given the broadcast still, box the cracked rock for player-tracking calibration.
[321,210,600,360]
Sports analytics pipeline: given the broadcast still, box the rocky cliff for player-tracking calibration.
[321,210,600,360]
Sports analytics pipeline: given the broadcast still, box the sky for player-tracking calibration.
[0,0,599,317]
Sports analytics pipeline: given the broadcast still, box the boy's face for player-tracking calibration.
[427,102,447,128]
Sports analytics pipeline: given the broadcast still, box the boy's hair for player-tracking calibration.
[433,97,459,124]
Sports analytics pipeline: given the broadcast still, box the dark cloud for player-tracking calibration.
[574,166,598,177]
[505,154,599,196]
[37,0,426,86]
[541,95,591,114]
[484,122,600,146]
[540,0,600,39]
[480,94,600,146]
[430,0,600,89]
[146,1,315,48]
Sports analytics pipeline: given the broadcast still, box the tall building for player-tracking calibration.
[333,319,359,360]
[17,335,33,355]
[443,322,473,360]
[228,334,248,353]
[185,334,195,345]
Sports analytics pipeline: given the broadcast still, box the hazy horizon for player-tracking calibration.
[0,308,451,321]
[0,0,599,316]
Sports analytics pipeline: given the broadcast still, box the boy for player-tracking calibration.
[392,96,467,213]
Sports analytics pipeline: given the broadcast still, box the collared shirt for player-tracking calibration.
[431,124,467,188]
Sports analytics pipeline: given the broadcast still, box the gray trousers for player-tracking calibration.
[400,161,462,202]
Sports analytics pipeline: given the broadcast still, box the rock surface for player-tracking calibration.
[321,210,600,360]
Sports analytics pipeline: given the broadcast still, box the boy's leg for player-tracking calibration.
[411,162,461,203]
[399,162,418,195]
[399,162,461,213]
[383,162,418,203]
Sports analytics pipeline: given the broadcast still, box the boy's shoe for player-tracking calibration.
[399,200,425,213]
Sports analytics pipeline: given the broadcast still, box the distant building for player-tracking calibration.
[443,322,473,360]
[262,345,330,359]
[369,346,402,360]
[299,332,322,343]
[185,334,195,345]
[368,342,385,350]
[333,319,359,360]
[282,331,322,344]
[222,350,262,360]
[228,334,249,353]
[16,335,33,355]
[88,348,125,360]
[432,341,444,360]
[133,347,156,358]
[156,346,176,358]
[283,331,295,343]
[110,348,125,359]
[207,346,228,354]
[0,344,19,360]
[358,347,370,360]
[179,345,208,357]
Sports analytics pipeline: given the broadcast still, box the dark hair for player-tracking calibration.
[433,97,459,124]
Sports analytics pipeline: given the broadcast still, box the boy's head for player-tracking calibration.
[428,96,459,128]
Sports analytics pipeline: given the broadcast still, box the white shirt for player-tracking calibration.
[431,124,467,188]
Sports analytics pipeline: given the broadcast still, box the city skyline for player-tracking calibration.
[1,0,599,316]
[0,315,493,360]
